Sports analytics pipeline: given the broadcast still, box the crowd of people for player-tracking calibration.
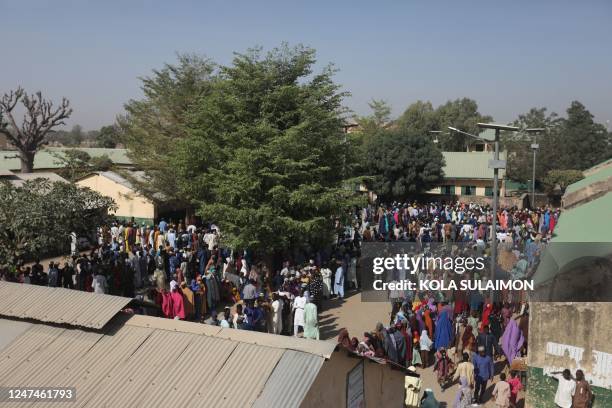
[339,294,529,407]
[1,215,365,340]
[333,200,561,407]
[2,199,568,407]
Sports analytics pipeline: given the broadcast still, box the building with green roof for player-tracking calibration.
[427,151,506,197]
[527,158,612,408]
[0,148,132,172]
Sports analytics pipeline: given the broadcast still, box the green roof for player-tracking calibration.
[565,165,612,194]
[534,192,612,285]
[441,151,506,180]
[0,148,132,171]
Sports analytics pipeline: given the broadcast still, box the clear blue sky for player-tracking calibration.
[1,0,611,130]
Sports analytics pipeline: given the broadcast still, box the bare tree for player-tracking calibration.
[0,87,72,172]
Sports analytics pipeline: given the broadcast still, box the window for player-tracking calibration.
[441,185,455,195]
[485,186,500,197]
[461,185,476,195]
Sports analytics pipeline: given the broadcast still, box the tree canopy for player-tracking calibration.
[394,98,492,150]
[505,103,611,184]
[364,128,445,201]
[0,179,116,267]
[121,45,361,256]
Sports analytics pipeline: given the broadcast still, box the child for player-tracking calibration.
[507,371,523,407]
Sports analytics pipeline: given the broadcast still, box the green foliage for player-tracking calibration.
[0,179,117,266]
[505,103,611,184]
[396,100,437,136]
[120,53,217,203]
[365,128,445,200]
[52,150,114,181]
[123,45,362,255]
[434,98,493,150]
[395,98,492,150]
[542,169,584,194]
[96,125,120,148]
[560,101,610,170]
[355,99,392,133]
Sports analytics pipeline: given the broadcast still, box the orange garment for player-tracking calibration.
[424,309,434,338]
[181,285,195,319]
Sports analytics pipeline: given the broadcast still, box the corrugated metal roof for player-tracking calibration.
[83,330,194,408]
[134,335,237,408]
[0,319,32,352]
[253,350,325,408]
[126,314,336,358]
[441,151,506,180]
[0,282,131,329]
[187,342,285,408]
[0,284,334,408]
[0,148,132,171]
[35,325,154,408]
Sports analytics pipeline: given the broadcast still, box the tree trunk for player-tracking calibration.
[20,150,35,173]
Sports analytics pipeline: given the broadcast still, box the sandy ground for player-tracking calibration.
[319,290,525,407]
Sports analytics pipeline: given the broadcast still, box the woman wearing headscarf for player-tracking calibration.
[452,377,473,408]
[501,318,524,364]
[419,329,433,368]
[169,280,185,320]
[481,303,493,332]
[434,310,454,350]
[420,389,440,408]
[462,325,476,355]
[303,296,319,340]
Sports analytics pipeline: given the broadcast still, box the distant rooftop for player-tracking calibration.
[441,151,506,180]
[0,148,132,171]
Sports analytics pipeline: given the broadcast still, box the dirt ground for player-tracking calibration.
[319,290,526,407]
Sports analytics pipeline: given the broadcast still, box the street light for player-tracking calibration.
[477,123,518,302]
[525,128,545,208]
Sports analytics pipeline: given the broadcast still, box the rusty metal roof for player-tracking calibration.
[253,349,325,408]
[0,281,131,329]
[0,312,328,408]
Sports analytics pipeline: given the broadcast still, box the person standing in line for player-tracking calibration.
[271,293,283,335]
[292,289,307,337]
[334,263,344,298]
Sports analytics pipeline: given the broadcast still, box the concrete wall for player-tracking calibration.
[77,174,156,223]
[301,350,405,408]
[427,178,501,197]
[526,302,612,407]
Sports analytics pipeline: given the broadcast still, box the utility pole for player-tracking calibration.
[526,128,545,208]
[477,123,518,302]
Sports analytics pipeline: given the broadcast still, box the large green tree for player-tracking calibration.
[365,128,445,200]
[120,54,217,202]
[505,107,564,183]
[505,103,611,183]
[395,98,492,151]
[560,101,610,170]
[395,100,437,136]
[123,45,360,256]
[0,179,116,267]
[435,98,493,151]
